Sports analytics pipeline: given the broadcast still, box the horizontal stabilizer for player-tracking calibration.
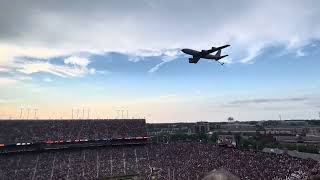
[218,55,228,59]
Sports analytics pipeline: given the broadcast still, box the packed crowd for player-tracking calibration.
[0,119,147,144]
[1,143,319,180]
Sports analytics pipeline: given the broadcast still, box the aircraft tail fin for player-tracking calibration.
[215,50,221,57]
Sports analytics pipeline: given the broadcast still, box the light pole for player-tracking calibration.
[26,108,30,120]
[34,108,38,119]
[19,107,24,119]
[116,110,120,119]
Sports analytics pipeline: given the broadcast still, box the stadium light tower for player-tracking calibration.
[26,107,30,120]
[76,108,79,119]
[19,107,24,119]
[34,108,38,119]
[126,110,129,119]
[116,110,120,119]
[121,110,124,119]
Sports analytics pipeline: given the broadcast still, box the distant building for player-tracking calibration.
[147,123,194,135]
[275,135,320,144]
[218,123,256,133]
[307,127,320,136]
[264,127,307,135]
[194,121,210,134]
[284,120,307,126]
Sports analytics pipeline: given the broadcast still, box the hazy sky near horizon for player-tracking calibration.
[1,0,320,122]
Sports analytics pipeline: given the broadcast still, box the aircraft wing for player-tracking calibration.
[191,57,201,64]
[215,44,230,50]
[208,45,230,53]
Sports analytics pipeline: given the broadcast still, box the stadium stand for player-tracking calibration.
[1,120,320,179]
[0,119,147,144]
[1,143,320,179]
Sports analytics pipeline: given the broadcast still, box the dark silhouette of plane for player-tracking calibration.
[181,45,230,65]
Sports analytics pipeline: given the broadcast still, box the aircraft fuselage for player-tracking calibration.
[181,45,229,65]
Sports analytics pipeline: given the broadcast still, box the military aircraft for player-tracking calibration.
[181,45,230,65]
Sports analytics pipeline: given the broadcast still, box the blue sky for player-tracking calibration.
[0,1,320,122]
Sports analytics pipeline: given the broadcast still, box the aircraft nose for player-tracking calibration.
[181,49,187,53]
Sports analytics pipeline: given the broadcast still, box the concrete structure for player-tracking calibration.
[195,121,210,134]
[263,148,320,162]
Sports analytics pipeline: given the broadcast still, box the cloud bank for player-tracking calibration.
[0,0,319,75]
[230,97,308,105]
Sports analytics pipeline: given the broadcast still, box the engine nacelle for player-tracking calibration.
[189,58,195,63]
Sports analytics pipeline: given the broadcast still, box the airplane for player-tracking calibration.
[181,45,230,65]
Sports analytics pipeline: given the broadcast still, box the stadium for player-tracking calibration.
[1,119,320,180]
[1,0,320,179]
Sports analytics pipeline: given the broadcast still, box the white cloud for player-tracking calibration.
[148,49,182,73]
[148,61,166,73]
[240,44,264,63]
[296,49,306,57]
[64,56,90,67]
[43,77,53,82]
[128,56,142,63]
[130,50,163,57]
[0,0,319,68]
[15,61,94,78]
[128,49,181,63]
[0,43,72,69]
[89,68,96,74]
